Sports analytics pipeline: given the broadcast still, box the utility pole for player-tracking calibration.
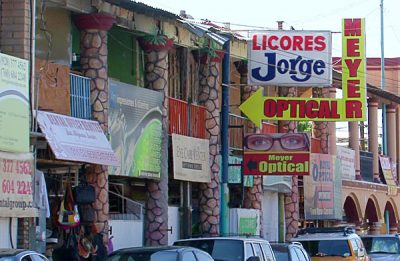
[220,40,230,236]
[381,0,387,155]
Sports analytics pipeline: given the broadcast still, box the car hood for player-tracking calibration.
[368,253,400,261]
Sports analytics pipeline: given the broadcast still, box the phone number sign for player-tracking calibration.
[0,152,37,217]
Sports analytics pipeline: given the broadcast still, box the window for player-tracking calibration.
[182,252,197,261]
[261,243,274,261]
[294,247,309,261]
[300,240,351,257]
[194,251,214,261]
[261,243,275,261]
[289,248,300,261]
[245,243,255,259]
[253,243,265,261]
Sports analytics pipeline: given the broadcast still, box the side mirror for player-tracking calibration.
[357,248,365,257]
[247,257,261,261]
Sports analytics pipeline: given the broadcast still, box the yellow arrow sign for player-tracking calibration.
[239,89,365,127]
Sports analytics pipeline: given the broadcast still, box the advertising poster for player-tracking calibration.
[0,152,37,217]
[336,146,356,180]
[379,156,398,196]
[108,80,163,179]
[304,154,342,220]
[37,111,119,166]
[218,156,254,187]
[248,30,332,86]
[240,19,366,126]
[172,134,210,183]
[0,53,29,153]
[243,133,310,176]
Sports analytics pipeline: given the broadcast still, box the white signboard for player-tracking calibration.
[37,111,119,166]
[337,146,355,180]
[172,134,210,182]
[248,30,332,86]
[0,152,37,217]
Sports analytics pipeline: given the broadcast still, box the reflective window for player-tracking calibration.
[194,251,214,261]
[253,243,265,261]
[300,240,351,257]
[245,243,255,259]
[362,237,399,254]
[181,252,197,261]
[261,243,275,261]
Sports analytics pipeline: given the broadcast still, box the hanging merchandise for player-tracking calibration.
[52,231,80,261]
[58,182,80,229]
[78,204,95,225]
[73,182,95,205]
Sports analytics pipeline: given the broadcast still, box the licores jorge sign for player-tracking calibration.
[241,18,367,126]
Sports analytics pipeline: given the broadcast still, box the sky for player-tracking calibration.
[143,0,400,58]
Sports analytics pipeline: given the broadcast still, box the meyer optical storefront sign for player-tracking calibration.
[241,18,367,126]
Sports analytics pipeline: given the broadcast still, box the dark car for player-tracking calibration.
[106,246,214,261]
[361,234,400,261]
[270,242,311,261]
[174,237,276,261]
[0,249,49,261]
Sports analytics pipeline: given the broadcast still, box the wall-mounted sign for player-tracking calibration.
[248,30,332,86]
[172,134,210,183]
[218,156,254,187]
[108,80,163,179]
[337,146,356,180]
[0,152,37,217]
[379,156,398,196]
[0,53,29,152]
[243,133,310,176]
[241,18,366,126]
[37,111,119,166]
[304,154,342,220]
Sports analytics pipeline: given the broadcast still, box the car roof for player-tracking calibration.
[293,232,360,241]
[0,249,33,257]
[176,237,269,242]
[361,234,399,238]
[111,245,199,255]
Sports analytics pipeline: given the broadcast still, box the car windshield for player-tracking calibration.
[107,251,178,261]
[175,239,244,261]
[362,237,399,254]
[299,240,351,257]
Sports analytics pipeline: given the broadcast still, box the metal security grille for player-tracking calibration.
[70,73,91,120]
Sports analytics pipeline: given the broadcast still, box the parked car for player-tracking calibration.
[106,245,214,261]
[174,237,276,261]
[0,249,49,261]
[270,242,311,261]
[290,227,369,261]
[361,234,400,261]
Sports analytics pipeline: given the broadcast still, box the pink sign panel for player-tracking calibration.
[37,111,119,166]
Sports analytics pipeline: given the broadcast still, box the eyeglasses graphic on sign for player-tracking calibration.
[244,133,310,151]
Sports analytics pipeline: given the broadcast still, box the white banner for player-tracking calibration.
[248,30,332,86]
[172,134,210,182]
[0,152,37,217]
[37,111,119,166]
[337,146,356,180]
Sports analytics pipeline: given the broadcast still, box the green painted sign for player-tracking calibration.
[0,54,29,152]
[239,217,258,235]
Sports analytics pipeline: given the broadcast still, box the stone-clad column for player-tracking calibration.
[74,13,114,244]
[139,35,173,246]
[349,122,362,180]
[196,50,223,236]
[368,98,380,182]
[312,87,330,154]
[386,104,397,168]
[279,86,299,240]
[235,61,263,235]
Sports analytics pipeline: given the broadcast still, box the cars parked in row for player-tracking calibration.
[174,236,276,261]
[291,227,370,261]
[270,242,311,261]
[106,246,214,261]
[361,234,400,261]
